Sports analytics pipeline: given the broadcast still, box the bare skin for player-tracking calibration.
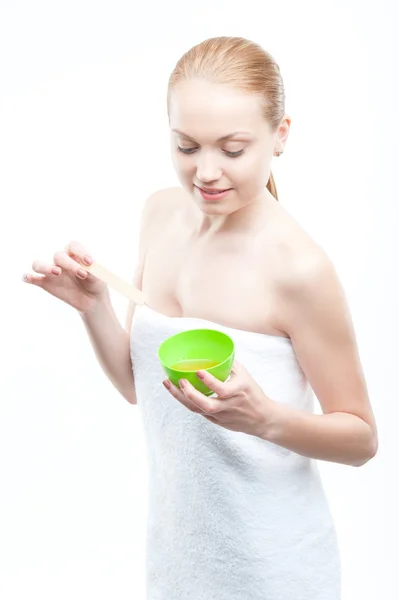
[23,241,108,313]
[124,78,377,467]
[131,184,378,465]
[24,75,378,464]
[131,185,306,338]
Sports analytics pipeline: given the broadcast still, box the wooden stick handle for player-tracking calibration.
[84,261,147,306]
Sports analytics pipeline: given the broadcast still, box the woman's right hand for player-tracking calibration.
[23,240,109,315]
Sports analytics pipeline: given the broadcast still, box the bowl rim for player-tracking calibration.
[161,352,235,374]
[158,328,235,372]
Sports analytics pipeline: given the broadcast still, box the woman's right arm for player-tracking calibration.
[81,190,160,405]
[24,189,162,405]
[80,287,137,404]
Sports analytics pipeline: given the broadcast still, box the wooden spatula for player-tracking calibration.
[83,261,147,306]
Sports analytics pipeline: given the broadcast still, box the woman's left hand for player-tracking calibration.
[162,360,276,437]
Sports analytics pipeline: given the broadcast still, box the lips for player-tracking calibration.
[197,186,230,193]
[196,186,232,201]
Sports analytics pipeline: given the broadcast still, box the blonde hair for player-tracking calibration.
[167,36,286,201]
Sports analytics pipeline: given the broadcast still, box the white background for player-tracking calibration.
[1,1,397,598]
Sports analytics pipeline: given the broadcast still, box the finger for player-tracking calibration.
[64,240,93,266]
[31,260,62,277]
[53,251,91,280]
[231,359,245,375]
[163,380,205,414]
[196,368,245,400]
[163,379,219,415]
[179,379,225,415]
[195,369,236,399]
[22,272,47,287]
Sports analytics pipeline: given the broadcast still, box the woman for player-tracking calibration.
[24,37,378,599]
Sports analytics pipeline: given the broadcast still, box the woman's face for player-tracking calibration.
[168,78,288,215]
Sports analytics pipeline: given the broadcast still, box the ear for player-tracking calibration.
[277,114,291,150]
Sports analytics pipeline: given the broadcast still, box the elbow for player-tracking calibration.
[353,429,379,467]
[125,388,138,405]
[125,392,137,405]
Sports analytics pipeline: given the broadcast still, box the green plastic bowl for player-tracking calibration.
[158,328,235,396]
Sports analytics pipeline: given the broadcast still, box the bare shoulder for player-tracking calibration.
[268,205,346,332]
[278,243,348,339]
[139,186,185,234]
[124,186,184,333]
[142,185,185,211]
[268,203,359,367]
[268,205,329,278]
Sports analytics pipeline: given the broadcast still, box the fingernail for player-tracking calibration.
[196,371,205,379]
[163,380,171,390]
[84,255,93,265]
[51,267,61,276]
[179,379,187,388]
[22,273,28,282]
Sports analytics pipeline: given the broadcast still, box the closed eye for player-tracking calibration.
[177,146,244,158]
[177,146,197,155]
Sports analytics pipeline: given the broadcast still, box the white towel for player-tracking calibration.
[130,305,341,599]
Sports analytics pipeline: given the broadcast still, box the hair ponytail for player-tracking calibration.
[267,172,278,201]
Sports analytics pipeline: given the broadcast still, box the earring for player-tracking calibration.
[274,150,283,157]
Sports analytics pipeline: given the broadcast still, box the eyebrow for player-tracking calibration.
[172,129,251,142]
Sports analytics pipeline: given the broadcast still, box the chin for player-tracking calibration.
[198,201,238,216]
[198,204,226,213]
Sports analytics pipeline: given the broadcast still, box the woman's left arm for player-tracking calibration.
[163,254,378,467]
[265,254,378,467]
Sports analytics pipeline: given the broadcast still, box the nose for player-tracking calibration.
[196,152,222,184]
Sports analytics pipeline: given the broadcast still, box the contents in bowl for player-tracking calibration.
[171,359,220,371]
